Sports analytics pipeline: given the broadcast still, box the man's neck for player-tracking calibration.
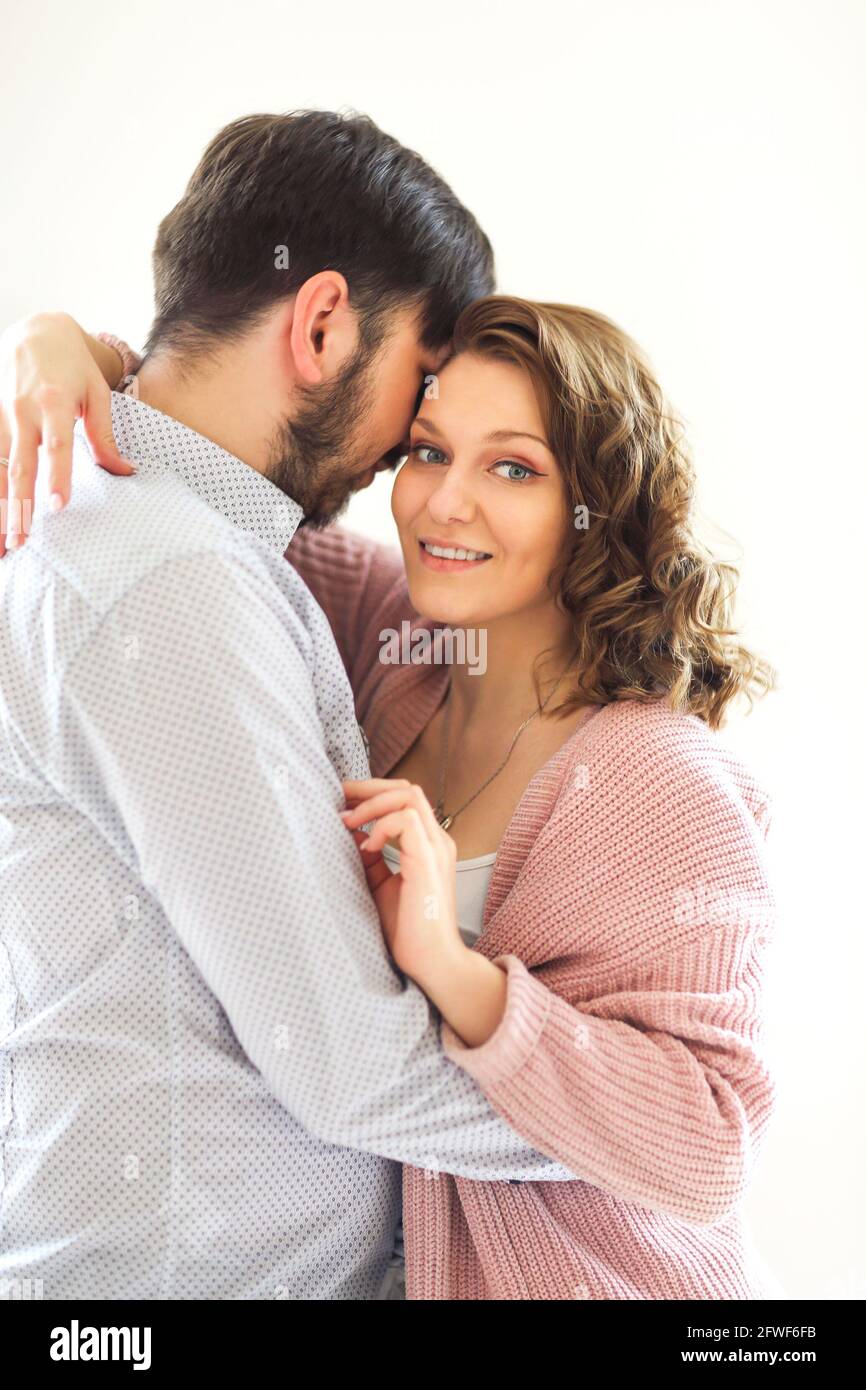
[133,352,276,478]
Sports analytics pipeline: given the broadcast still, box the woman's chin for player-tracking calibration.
[405,582,487,630]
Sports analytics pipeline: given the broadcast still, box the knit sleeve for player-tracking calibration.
[285,524,412,690]
[95,333,143,384]
[440,719,777,1227]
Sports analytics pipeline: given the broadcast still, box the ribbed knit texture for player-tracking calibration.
[286,522,778,1300]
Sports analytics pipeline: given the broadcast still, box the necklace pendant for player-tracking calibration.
[436,810,453,831]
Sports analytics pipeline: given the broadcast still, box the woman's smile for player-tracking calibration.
[417,537,494,573]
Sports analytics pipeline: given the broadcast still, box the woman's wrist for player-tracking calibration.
[415,941,508,1049]
[88,332,125,390]
[93,331,136,389]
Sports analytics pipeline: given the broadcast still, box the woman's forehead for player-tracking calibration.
[413,353,545,432]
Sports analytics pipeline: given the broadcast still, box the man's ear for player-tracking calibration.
[288,271,358,387]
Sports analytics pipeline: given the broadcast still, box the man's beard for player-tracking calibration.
[265,333,382,528]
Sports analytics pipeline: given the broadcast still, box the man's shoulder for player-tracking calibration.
[0,454,303,671]
[31,448,271,585]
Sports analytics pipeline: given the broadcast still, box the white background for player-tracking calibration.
[2,0,864,1300]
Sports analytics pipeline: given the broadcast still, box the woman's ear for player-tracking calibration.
[288,271,358,387]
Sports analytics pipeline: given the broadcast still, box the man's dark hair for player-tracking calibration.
[145,110,495,359]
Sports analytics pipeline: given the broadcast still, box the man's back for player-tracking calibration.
[0,394,399,1299]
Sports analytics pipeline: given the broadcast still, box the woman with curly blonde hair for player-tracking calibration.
[335,296,779,1299]
[5,295,778,1301]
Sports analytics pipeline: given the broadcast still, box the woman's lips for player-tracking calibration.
[417,540,493,573]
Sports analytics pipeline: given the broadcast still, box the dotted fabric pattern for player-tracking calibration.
[0,392,575,1302]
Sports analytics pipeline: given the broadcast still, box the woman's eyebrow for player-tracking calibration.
[484,428,551,448]
[411,419,552,453]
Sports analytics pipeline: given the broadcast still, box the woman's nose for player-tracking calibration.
[426,469,477,525]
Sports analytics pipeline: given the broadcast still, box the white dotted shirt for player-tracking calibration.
[0,391,575,1300]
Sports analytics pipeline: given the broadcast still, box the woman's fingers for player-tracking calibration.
[343,784,461,979]
[82,377,137,476]
[342,778,410,799]
[42,377,135,515]
[341,781,447,854]
[349,828,393,893]
[343,793,442,917]
[0,382,136,540]
[349,824,383,866]
[0,313,139,547]
[4,410,41,549]
[357,809,436,867]
[40,399,79,513]
[341,788,420,826]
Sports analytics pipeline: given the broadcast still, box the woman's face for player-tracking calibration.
[391,352,573,627]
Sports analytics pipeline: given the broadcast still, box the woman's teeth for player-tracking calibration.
[421,542,491,561]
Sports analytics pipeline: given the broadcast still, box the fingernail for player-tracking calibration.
[6,532,22,549]
[49,492,64,512]
[359,838,372,851]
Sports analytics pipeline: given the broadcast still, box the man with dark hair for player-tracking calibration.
[150,111,492,354]
[0,111,575,1301]
[140,109,495,525]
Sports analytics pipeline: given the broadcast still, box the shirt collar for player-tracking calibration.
[76,390,304,556]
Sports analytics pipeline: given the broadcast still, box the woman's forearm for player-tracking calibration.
[419,945,508,1049]
[84,330,125,389]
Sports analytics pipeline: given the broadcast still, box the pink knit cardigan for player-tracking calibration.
[287,522,778,1302]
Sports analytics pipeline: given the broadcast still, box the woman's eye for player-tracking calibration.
[410,444,448,465]
[491,460,537,482]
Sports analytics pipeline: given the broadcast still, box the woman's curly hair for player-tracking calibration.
[452,296,775,729]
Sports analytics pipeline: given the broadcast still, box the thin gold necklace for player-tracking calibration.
[434,663,574,831]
